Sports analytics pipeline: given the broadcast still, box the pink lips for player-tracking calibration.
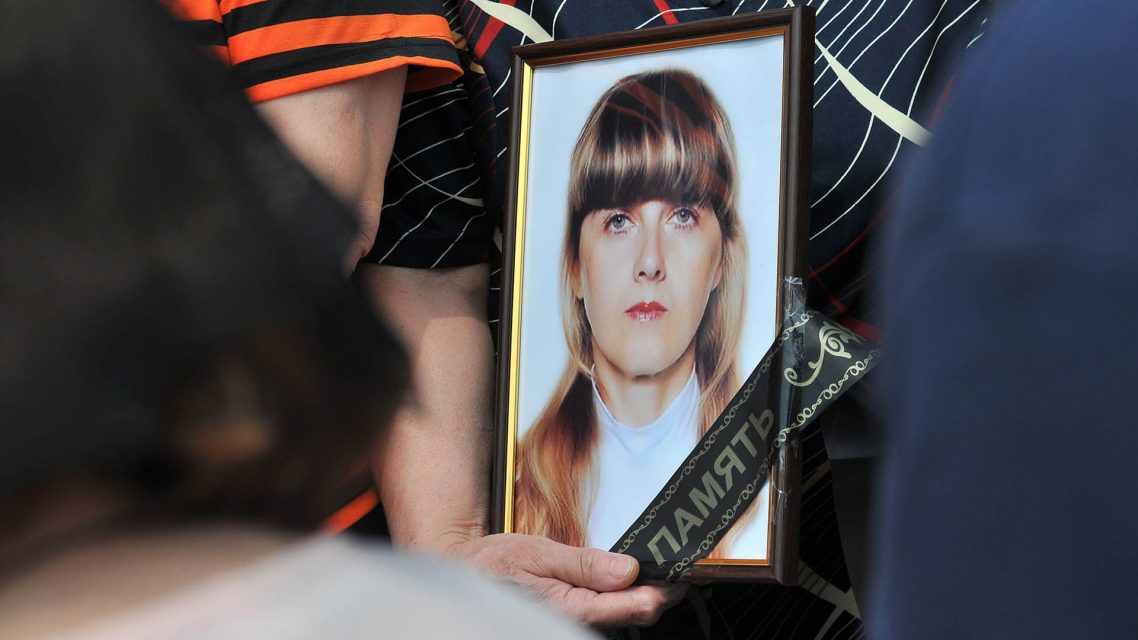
[626,301,667,321]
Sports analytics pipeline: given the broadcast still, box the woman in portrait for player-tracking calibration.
[516,68,764,559]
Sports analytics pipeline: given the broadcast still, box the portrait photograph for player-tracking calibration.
[494,10,812,581]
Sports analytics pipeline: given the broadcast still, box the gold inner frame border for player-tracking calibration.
[503,24,792,569]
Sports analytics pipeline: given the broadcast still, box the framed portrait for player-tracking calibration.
[493,8,813,583]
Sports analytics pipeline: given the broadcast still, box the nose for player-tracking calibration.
[635,226,665,282]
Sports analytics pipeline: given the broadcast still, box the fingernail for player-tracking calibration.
[610,555,634,579]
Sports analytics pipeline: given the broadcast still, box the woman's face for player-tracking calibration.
[575,199,724,379]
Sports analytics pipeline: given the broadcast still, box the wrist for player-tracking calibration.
[390,520,486,555]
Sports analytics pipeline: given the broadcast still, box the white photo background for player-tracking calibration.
[516,34,787,440]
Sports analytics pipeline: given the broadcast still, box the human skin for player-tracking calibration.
[574,199,724,427]
[258,70,684,627]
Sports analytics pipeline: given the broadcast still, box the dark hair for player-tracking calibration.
[0,0,406,529]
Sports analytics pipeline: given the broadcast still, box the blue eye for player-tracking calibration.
[672,207,698,226]
[605,212,631,232]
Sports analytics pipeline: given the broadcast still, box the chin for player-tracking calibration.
[612,350,688,380]
[621,364,671,379]
[597,331,693,379]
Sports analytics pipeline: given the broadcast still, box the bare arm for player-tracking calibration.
[359,263,493,548]
[256,68,407,271]
[256,70,684,628]
[254,66,488,547]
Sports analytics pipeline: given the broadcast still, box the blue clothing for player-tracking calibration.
[874,1,1138,637]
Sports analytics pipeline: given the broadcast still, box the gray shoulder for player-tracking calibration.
[247,536,598,640]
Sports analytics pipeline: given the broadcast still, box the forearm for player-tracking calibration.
[357,246,681,629]
[359,263,494,550]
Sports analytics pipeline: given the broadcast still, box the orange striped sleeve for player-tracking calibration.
[227,8,460,102]
[219,0,270,12]
[226,14,452,65]
[247,55,461,103]
[322,488,380,534]
[163,0,221,22]
[163,0,230,63]
[166,1,462,103]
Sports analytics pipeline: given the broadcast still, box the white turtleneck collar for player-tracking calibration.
[591,368,700,445]
[585,369,701,548]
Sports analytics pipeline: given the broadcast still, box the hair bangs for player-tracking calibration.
[569,69,734,223]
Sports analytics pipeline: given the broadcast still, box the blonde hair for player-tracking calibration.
[516,69,749,556]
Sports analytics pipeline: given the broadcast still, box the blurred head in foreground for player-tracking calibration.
[0,0,407,540]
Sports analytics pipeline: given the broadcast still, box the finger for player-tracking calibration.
[656,582,689,610]
[531,539,640,592]
[564,584,689,629]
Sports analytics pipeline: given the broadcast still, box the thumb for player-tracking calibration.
[534,540,640,592]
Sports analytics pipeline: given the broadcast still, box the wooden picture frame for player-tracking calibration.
[493,7,813,583]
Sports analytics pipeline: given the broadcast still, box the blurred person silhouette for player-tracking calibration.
[0,1,592,637]
[873,0,1138,637]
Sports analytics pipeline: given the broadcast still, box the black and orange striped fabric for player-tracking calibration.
[164,0,462,102]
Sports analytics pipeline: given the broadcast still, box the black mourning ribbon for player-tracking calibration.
[608,310,881,582]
